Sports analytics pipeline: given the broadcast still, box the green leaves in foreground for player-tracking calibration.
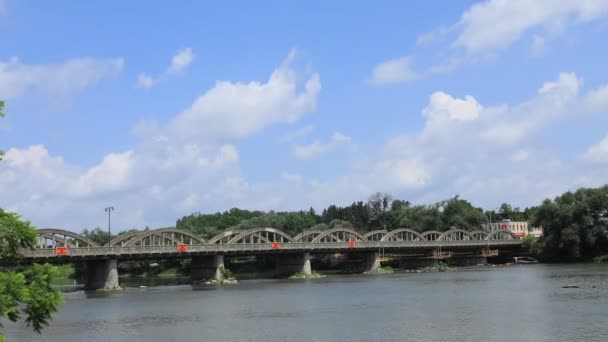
[1,205,62,340]
[0,264,62,340]
[0,209,38,262]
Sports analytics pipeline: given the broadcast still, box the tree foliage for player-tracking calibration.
[0,210,62,340]
[532,186,608,260]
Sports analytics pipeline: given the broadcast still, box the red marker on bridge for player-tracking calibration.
[348,241,356,248]
[55,247,68,256]
[272,242,281,249]
[177,244,188,252]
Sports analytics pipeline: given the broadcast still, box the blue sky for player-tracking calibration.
[2,0,608,230]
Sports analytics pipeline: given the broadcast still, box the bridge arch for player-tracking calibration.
[469,230,489,240]
[363,230,388,241]
[37,229,99,247]
[381,228,425,242]
[294,229,324,243]
[486,229,518,240]
[421,230,442,241]
[227,227,294,244]
[207,230,241,244]
[124,228,205,246]
[311,228,364,243]
[105,230,145,246]
[437,229,473,241]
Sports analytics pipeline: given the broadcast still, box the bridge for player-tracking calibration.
[19,227,524,291]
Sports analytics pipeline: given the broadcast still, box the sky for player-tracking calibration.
[2,0,608,231]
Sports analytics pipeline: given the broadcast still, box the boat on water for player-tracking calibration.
[513,257,539,264]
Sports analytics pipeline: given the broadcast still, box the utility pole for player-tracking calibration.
[105,206,114,239]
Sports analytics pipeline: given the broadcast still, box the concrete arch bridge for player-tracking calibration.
[20,227,524,290]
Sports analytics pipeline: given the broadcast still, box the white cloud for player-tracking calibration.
[584,84,608,112]
[0,49,323,228]
[172,51,321,141]
[136,73,157,89]
[167,48,195,74]
[423,91,483,123]
[135,48,195,88]
[0,56,123,107]
[453,0,608,55]
[293,131,352,160]
[312,71,606,209]
[529,34,548,56]
[584,134,608,163]
[280,125,313,143]
[480,72,581,146]
[71,151,135,197]
[281,172,302,183]
[369,56,418,85]
[383,0,608,83]
[511,150,530,162]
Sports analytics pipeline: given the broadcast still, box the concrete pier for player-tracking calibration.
[85,259,120,291]
[275,253,312,277]
[362,252,381,272]
[191,255,225,282]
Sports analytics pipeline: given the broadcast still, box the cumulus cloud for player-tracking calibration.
[584,134,608,163]
[0,56,123,107]
[0,50,321,228]
[423,91,483,123]
[310,71,606,209]
[452,0,608,55]
[584,84,608,112]
[369,56,418,85]
[374,0,608,84]
[135,47,196,89]
[167,48,195,74]
[172,50,321,141]
[293,131,352,160]
[136,73,157,89]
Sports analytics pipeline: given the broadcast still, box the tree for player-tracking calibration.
[0,209,62,341]
[532,186,608,260]
[81,227,112,246]
[367,192,392,226]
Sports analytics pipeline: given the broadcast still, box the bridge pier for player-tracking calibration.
[275,253,311,277]
[191,255,225,283]
[362,252,381,272]
[85,259,120,291]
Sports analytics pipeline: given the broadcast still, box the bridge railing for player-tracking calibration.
[18,239,522,259]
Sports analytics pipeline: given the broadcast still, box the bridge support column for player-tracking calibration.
[191,255,225,283]
[275,253,311,277]
[362,252,381,273]
[85,259,120,291]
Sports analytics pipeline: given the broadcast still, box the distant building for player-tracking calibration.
[481,219,543,238]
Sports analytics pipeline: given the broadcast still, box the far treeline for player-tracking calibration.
[169,187,608,261]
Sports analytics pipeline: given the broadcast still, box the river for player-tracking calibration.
[4,263,608,342]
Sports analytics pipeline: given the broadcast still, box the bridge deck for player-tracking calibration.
[19,240,522,261]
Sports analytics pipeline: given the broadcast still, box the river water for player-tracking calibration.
[4,263,608,342]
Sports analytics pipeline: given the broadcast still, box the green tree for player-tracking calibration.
[81,227,112,246]
[0,209,62,341]
[532,186,608,260]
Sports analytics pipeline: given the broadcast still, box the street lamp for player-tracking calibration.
[105,206,114,238]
